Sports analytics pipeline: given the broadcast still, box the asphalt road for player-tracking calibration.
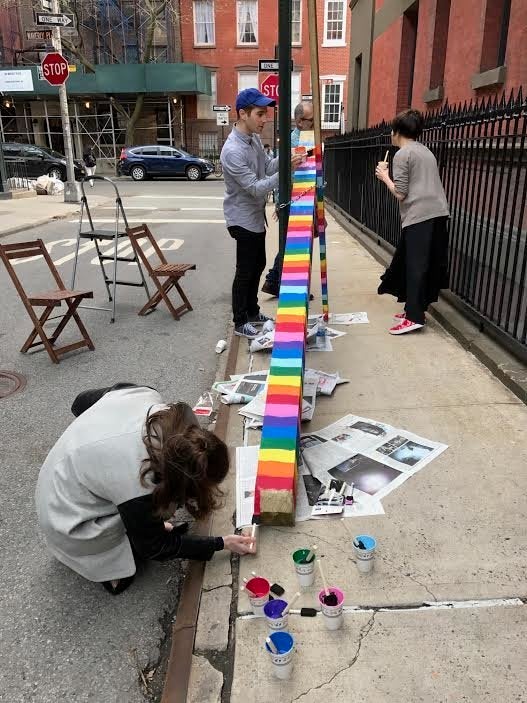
[0,178,233,702]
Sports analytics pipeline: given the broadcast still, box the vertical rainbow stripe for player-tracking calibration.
[315,144,329,319]
[253,151,317,525]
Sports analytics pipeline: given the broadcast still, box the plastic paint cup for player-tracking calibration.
[215,339,227,353]
[245,576,270,615]
[265,631,295,680]
[318,587,344,631]
[263,598,289,631]
[292,548,316,588]
[353,535,377,574]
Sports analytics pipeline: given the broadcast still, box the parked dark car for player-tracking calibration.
[117,145,214,181]
[0,142,86,181]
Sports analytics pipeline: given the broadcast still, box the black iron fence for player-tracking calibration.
[325,90,527,361]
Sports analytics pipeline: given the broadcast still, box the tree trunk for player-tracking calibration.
[125,93,145,145]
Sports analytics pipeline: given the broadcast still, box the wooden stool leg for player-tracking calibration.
[21,305,59,363]
[175,281,193,311]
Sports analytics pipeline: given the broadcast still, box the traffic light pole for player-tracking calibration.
[52,0,79,203]
[277,0,292,278]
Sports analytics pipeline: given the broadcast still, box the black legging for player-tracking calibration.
[71,383,151,417]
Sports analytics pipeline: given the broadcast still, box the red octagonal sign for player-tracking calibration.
[260,74,279,104]
[41,52,69,86]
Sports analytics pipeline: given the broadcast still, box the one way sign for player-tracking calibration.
[34,11,74,27]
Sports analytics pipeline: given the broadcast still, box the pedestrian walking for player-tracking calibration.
[82,146,97,187]
[35,384,254,595]
[262,100,314,297]
[220,88,304,339]
[375,109,450,335]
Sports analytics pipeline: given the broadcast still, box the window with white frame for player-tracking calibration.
[291,72,301,117]
[237,0,258,44]
[196,72,217,118]
[292,0,302,45]
[193,0,215,46]
[324,0,346,45]
[238,70,259,93]
[322,81,343,126]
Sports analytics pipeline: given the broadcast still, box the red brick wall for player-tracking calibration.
[368,19,401,124]
[181,0,351,136]
[0,6,21,65]
[368,0,524,125]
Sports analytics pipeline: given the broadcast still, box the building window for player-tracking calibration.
[291,72,301,117]
[238,71,259,93]
[396,1,418,112]
[197,72,217,118]
[237,0,258,45]
[429,0,451,90]
[193,0,215,46]
[322,82,343,127]
[324,0,346,45]
[292,0,302,46]
[480,0,511,72]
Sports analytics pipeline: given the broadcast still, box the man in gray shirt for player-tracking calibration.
[220,88,304,338]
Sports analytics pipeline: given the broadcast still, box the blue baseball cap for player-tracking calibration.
[236,88,275,111]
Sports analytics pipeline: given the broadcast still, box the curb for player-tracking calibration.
[161,329,240,703]
[327,202,527,406]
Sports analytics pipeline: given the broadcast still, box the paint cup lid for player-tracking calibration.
[354,535,376,550]
[292,548,315,564]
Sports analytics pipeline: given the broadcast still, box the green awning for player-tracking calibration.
[0,63,211,97]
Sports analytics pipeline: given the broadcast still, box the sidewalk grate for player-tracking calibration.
[0,371,27,399]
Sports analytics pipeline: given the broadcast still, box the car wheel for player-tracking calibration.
[186,165,202,181]
[131,165,147,181]
[48,167,65,181]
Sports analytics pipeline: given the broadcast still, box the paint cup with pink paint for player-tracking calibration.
[245,576,270,616]
[265,632,295,680]
[318,587,344,630]
[292,548,316,588]
[263,598,289,631]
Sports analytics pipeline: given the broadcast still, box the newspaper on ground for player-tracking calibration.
[250,331,274,353]
[300,414,448,505]
[305,368,350,396]
[330,312,370,325]
[212,379,238,395]
[230,370,269,382]
[306,334,333,352]
[236,445,384,526]
[301,377,318,421]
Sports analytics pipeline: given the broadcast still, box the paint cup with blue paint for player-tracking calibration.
[263,598,289,631]
[353,534,377,574]
[265,631,295,680]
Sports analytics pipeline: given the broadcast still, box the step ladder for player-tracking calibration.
[70,176,150,322]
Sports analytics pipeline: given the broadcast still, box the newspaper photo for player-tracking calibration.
[301,414,448,503]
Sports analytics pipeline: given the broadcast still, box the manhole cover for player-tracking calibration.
[0,371,27,399]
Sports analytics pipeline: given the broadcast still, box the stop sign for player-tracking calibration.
[41,52,69,86]
[261,74,279,104]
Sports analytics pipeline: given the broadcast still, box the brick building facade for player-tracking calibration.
[348,0,526,128]
[180,0,351,154]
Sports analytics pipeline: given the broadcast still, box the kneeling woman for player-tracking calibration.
[35,385,253,594]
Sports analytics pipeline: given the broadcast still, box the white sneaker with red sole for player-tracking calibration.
[389,318,424,335]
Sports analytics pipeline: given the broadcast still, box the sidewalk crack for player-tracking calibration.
[291,612,377,702]
[379,554,438,602]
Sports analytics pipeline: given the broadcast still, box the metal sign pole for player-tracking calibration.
[278,0,292,279]
[51,0,79,202]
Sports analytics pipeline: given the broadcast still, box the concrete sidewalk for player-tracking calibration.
[0,192,111,238]
[188,210,527,702]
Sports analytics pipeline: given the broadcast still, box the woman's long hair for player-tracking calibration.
[140,402,229,520]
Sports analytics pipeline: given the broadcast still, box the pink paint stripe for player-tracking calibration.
[265,403,300,417]
[282,272,310,281]
[274,331,305,343]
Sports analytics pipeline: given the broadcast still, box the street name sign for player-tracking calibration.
[35,11,74,27]
[41,52,69,86]
[258,59,294,72]
[26,29,53,41]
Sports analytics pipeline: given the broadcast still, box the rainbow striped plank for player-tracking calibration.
[253,145,316,526]
[315,144,329,319]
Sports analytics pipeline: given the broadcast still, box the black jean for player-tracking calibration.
[228,226,266,327]
[71,383,144,416]
[404,217,448,325]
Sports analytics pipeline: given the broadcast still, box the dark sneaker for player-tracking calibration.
[261,281,279,296]
[234,322,260,339]
[248,313,274,325]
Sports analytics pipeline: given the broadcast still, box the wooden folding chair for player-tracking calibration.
[127,224,196,320]
[0,239,95,364]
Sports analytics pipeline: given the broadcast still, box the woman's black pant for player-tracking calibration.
[71,383,144,416]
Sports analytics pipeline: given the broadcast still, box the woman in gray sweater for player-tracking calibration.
[375,109,450,335]
[35,385,253,595]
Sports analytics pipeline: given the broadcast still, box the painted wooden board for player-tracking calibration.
[254,134,317,526]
